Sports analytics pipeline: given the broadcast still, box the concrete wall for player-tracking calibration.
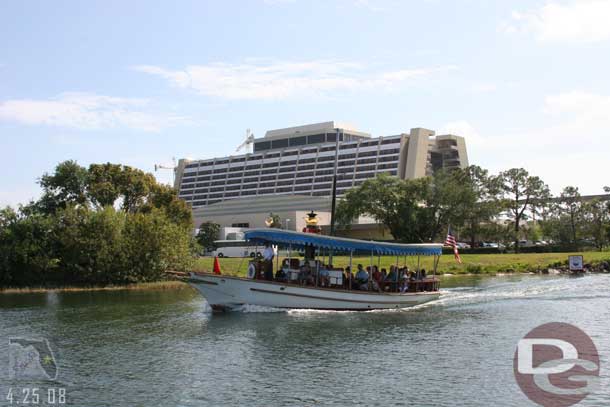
[405,128,435,179]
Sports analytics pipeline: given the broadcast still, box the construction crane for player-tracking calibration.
[154,157,178,187]
[235,128,255,153]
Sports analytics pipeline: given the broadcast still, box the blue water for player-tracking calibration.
[1,274,609,406]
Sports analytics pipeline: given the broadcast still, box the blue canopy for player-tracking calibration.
[244,229,442,256]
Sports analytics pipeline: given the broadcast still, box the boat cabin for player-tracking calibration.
[244,229,442,293]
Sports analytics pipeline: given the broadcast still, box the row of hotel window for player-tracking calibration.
[179,169,398,196]
[180,170,397,201]
[183,138,402,170]
[183,148,400,177]
[183,174,398,206]
[179,162,399,191]
[180,152,400,185]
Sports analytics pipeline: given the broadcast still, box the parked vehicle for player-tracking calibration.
[210,240,263,258]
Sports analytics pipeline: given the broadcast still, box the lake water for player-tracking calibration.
[1,274,609,406]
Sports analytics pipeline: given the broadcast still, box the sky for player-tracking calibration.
[1,0,610,207]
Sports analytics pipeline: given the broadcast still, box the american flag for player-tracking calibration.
[445,226,462,264]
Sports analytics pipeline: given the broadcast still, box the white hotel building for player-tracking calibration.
[175,121,469,234]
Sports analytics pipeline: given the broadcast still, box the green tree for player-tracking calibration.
[459,166,504,246]
[54,206,127,284]
[337,171,475,242]
[123,209,194,281]
[0,207,57,286]
[1,160,196,288]
[557,186,583,244]
[196,221,221,252]
[337,174,424,242]
[496,168,550,252]
[581,193,610,251]
[87,163,124,208]
[38,160,89,214]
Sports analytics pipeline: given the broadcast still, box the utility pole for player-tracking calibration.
[330,128,340,237]
[329,128,341,265]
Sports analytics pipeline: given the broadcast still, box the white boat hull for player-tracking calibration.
[189,273,440,311]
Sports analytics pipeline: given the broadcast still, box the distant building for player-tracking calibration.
[174,121,469,231]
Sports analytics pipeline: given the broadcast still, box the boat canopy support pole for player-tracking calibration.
[348,250,353,290]
[369,250,373,291]
[396,255,399,293]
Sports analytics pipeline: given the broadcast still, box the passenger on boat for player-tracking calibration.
[319,266,330,288]
[355,264,369,290]
[399,267,410,292]
[385,267,398,291]
[420,269,427,279]
[381,268,387,281]
[262,243,275,281]
[275,267,287,282]
[343,266,353,289]
[372,266,382,284]
[298,263,313,286]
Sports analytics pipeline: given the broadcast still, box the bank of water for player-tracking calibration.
[1,274,609,406]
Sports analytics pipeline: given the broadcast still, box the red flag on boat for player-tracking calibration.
[445,226,462,264]
[213,256,222,274]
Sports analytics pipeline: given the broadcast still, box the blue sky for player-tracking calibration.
[1,0,609,206]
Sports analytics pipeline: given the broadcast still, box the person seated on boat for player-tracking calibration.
[262,243,275,281]
[421,269,427,279]
[399,267,410,292]
[298,263,314,286]
[372,266,382,284]
[275,267,287,282]
[355,264,369,290]
[319,266,330,288]
[381,268,387,281]
[343,266,353,289]
[385,267,398,291]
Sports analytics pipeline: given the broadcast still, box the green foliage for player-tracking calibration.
[581,198,610,251]
[0,207,57,286]
[0,161,195,288]
[496,168,550,252]
[37,160,89,214]
[196,221,221,251]
[337,170,484,242]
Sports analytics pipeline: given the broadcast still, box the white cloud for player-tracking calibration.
[133,61,457,100]
[502,0,610,43]
[0,92,190,132]
[443,90,610,195]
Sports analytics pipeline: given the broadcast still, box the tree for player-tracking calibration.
[557,186,583,244]
[459,166,504,246]
[496,168,550,252]
[337,174,425,242]
[581,198,609,251]
[336,171,475,242]
[418,168,477,241]
[38,160,89,214]
[1,160,196,288]
[196,222,221,251]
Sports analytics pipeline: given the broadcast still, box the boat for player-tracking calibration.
[189,229,443,311]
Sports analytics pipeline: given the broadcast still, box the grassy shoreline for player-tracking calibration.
[0,280,192,294]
